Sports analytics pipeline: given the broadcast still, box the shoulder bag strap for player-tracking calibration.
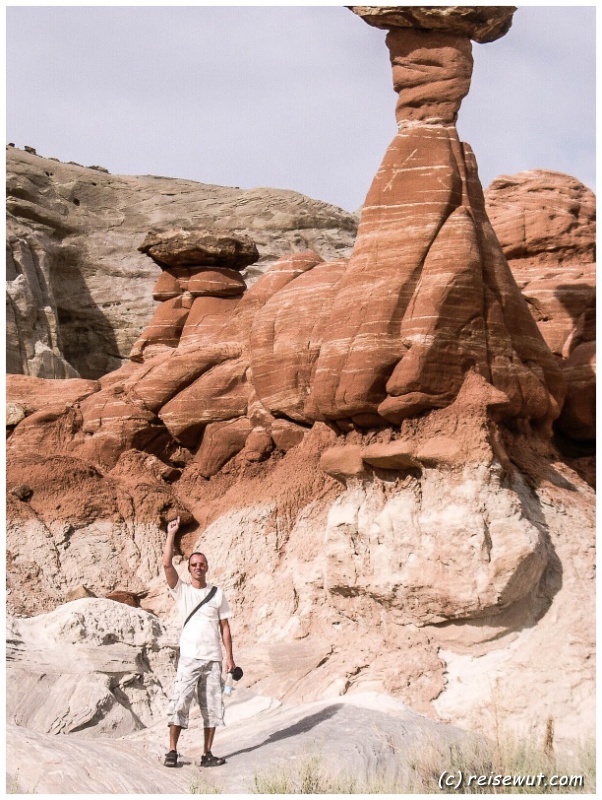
[183,585,217,628]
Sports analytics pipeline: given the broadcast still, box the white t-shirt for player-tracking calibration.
[169,580,231,661]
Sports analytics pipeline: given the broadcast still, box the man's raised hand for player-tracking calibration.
[167,516,181,537]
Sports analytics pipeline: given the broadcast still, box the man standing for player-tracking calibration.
[163,516,235,768]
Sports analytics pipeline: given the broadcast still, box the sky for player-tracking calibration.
[6,4,596,213]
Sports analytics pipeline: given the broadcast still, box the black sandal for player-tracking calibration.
[164,749,178,767]
[200,751,226,767]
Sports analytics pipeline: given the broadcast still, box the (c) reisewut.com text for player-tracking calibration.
[438,770,585,790]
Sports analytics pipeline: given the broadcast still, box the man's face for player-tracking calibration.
[189,555,208,579]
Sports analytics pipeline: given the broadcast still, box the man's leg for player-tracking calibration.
[198,661,226,766]
[165,657,205,765]
[169,724,182,752]
[204,727,216,755]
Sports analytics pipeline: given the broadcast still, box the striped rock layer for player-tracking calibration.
[6,11,572,481]
[252,22,564,431]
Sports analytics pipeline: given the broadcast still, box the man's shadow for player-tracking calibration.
[224,704,343,759]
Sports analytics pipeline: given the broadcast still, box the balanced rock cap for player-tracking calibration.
[139,229,259,271]
[349,6,517,43]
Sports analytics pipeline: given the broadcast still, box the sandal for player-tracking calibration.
[200,751,226,767]
[164,749,178,767]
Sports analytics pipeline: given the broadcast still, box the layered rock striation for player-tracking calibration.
[485,170,596,441]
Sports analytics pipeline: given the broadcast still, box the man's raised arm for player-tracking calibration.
[163,516,181,589]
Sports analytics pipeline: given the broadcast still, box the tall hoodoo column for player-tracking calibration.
[307,5,564,431]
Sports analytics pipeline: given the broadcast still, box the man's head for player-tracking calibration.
[188,552,209,576]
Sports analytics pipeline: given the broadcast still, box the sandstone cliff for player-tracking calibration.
[6,146,357,379]
[6,4,595,773]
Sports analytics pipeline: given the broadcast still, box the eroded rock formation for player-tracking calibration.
[7,599,176,736]
[485,170,596,441]
[6,5,595,756]
[6,147,357,379]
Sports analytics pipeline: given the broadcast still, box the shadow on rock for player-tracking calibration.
[224,704,343,759]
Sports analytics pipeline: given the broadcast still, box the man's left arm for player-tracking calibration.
[219,618,235,674]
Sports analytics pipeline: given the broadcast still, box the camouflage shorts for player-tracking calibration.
[167,657,224,729]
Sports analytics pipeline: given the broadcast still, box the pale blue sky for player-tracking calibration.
[6,5,596,212]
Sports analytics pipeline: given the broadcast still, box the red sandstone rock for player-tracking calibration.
[415,436,463,467]
[303,114,563,428]
[320,445,366,483]
[188,268,247,297]
[222,250,324,345]
[68,383,172,469]
[247,387,277,430]
[251,260,347,423]
[126,343,242,413]
[129,297,190,361]
[361,441,419,470]
[7,375,100,415]
[152,271,180,301]
[271,419,307,451]
[484,171,596,441]
[485,171,596,366]
[138,229,259,270]
[556,342,596,441]
[387,28,473,124]
[193,417,253,477]
[485,170,595,265]
[104,591,140,607]
[244,428,274,463]
[179,296,240,346]
[6,401,78,443]
[159,358,249,446]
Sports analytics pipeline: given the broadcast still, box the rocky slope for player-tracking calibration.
[6,5,595,785]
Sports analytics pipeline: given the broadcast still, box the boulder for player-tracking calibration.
[6,402,25,427]
[271,419,307,451]
[361,440,419,470]
[320,445,366,483]
[6,599,176,736]
[66,585,96,602]
[244,428,274,463]
[350,6,516,43]
[138,229,259,270]
[105,591,140,607]
[193,417,253,477]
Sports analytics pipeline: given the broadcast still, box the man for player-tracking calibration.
[163,516,235,768]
